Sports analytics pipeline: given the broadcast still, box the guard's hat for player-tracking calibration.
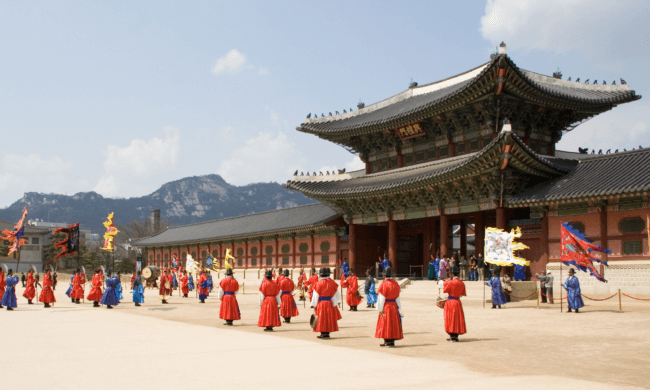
[383,267,393,277]
[319,267,330,277]
[226,268,233,276]
[265,269,273,279]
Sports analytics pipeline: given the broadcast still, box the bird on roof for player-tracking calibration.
[612,80,616,85]
[620,78,627,85]
[300,172,304,176]
[598,149,603,154]
[593,80,598,84]
[326,171,330,175]
[578,147,588,154]
[602,80,606,85]
[306,113,311,118]
[335,111,340,115]
[585,79,590,83]
[322,113,325,117]
[343,109,347,113]
[615,149,619,153]
[591,149,595,154]
[576,78,580,82]
[319,171,323,176]
[606,149,611,154]
[567,77,571,81]
[294,170,298,176]
[624,149,627,152]
[329,112,332,116]
[314,114,318,118]
[350,108,354,112]
[313,172,316,176]
[639,145,643,149]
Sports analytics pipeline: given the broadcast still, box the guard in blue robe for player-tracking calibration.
[563,269,584,312]
[340,261,350,278]
[1,270,19,310]
[100,273,120,308]
[380,258,390,271]
[434,257,440,280]
[486,274,507,308]
[364,272,377,308]
[172,272,178,289]
[116,276,124,301]
[65,275,74,301]
[514,264,526,281]
[188,274,194,291]
[132,273,144,306]
[207,273,214,293]
[427,260,435,280]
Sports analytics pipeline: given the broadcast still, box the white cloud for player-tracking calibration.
[216,132,307,185]
[480,0,649,64]
[94,127,180,198]
[0,154,77,207]
[212,49,247,75]
[258,67,269,75]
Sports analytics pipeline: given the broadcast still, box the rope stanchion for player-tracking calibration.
[580,292,618,302]
[504,290,538,300]
[621,293,650,301]
[541,291,566,300]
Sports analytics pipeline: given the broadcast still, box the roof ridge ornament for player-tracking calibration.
[498,41,506,55]
[501,118,512,132]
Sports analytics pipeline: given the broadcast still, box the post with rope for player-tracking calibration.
[618,289,622,313]
[537,280,540,309]
[560,263,563,313]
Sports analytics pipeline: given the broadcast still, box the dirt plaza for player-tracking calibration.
[2,279,649,389]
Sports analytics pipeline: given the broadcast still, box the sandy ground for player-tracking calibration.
[1,280,649,390]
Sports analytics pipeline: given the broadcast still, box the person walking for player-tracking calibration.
[87,269,104,307]
[278,269,298,323]
[258,270,281,332]
[132,271,144,306]
[180,270,189,298]
[20,273,26,287]
[563,268,584,313]
[365,270,377,308]
[100,271,119,309]
[486,269,507,309]
[438,258,448,280]
[341,270,362,311]
[198,270,209,303]
[219,268,241,326]
[375,267,403,348]
[22,269,36,305]
[469,256,478,281]
[1,269,19,311]
[459,256,468,281]
[310,267,341,339]
[38,268,56,308]
[443,269,467,342]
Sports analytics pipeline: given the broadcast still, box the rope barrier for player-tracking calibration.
[540,291,566,300]
[580,293,618,301]
[504,290,538,300]
[621,293,650,301]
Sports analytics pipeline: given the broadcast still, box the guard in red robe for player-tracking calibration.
[341,271,363,311]
[297,268,307,301]
[159,270,171,304]
[310,267,341,339]
[87,270,104,307]
[23,270,36,304]
[375,267,403,347]
[39,269,56,308]
[198,270,209,303]
[219,268,241,325]
[443,269,467,342]
[0,268,6,309]
[279,269,299,323]
[258,270,281,331]
[70,269,84,304]
[180,270,189,297]
[305,268,319,302]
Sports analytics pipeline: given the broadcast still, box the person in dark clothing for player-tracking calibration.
[21,273,26,287]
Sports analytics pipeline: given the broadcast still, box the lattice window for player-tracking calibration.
[404,154,414,165]
[438,146,449,158]
[623,241,642,255]
[320,241,330,252]
[251,247,258,255]
[265,246,273,254]
[390,158,398,168]
[251,258,257,266]
[281,245,290,253]
[300,256,307,265]
[299,243,308,253]
[380,160,388,170]
[282,257,289,265]
[321,255,329,264]
[237,248,244,256]
[469,139,479,151]
[456,143,466,154]
[619,218,645,233]
[266,257,273,266]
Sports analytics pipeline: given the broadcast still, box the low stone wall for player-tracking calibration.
[510,281,537,302]
[546,260,650,296]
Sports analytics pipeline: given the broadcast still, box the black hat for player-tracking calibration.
[383,267,392,278]
[265,269,273,279]
[226,268,233,276]
[319,267,330,277]
[283,269,289,277]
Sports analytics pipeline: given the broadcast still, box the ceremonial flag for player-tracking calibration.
[171,254,178,269]
[206,255,213,267]
[52,223,80,258]
[101,212,119,252]
[224,248,234,270]
[484,227,530,266]
[561,222,610,282]
[0,206,28,255]
[185,253,200,274]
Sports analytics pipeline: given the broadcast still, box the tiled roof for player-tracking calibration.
[510,148,650,204]
[299,55,640,136]
[284,130,576,198]
[133,203,340,246]
[0,220,50,235]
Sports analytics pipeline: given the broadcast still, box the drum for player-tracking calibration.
[142,267,152,279]
[310,314,318,329]
[436,298,447,309]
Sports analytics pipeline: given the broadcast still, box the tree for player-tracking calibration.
[116,217,170,268]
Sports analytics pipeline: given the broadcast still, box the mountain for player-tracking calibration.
[0,174,318,234]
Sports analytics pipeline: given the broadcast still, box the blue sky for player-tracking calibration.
[1,0,648,207]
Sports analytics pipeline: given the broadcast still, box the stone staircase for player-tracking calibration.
[401,280,492,301]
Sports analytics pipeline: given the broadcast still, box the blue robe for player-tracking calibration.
[563,276,584,310]
[132,284,144,304]
[65,275,74,297]
[172,273,178,288]
[487,276,507,306]
[434,258,440,277]
[427,261,435,279]
[366,283,377,304]
[380,258,390,271]
[116,282,123,301]
[514,265,526,280]
[199,280,209,301]
[188,275,194,291]
[1,276,19,308]
[100,276,120,306]
[340,261,350,277]
[207,275,213,292]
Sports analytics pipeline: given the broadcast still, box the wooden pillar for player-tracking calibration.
[600,205,608,277]
[460,218,467,258]
[258,239,263,269]
[431,216,438,257]
[440,211,449,258]
[474,212,485,256]
[310,234,315,269]
[388,217,397,271]
[496,207,507,230]
[276,237,280,270]
[540,212,549,267]
[349,223,356,273]
[244,241,249,269]
[292,235,296,269]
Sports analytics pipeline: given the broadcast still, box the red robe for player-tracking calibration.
[87,274,103,301]
[130,273,136,289]
[70,274,84,299]
[312,278,340,333]
[198,274,209,297]
[297,273,307,290]
[23,272,36,300]
[279,277,299,318]
[258,279,281,327]
[276,274,285,285]
[305,274,319,301]
[375,278,403,340]
[159,274,171,298]
[219,277,241,321]
[39,272,56,304]
[0,270,5,299]
[341,275,363,306]
[181,275,189,295]
[443,278,467,335]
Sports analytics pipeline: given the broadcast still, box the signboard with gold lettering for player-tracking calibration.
[395,122,426,140]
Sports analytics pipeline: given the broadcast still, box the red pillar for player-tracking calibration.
[496,207,507,230]
[540,212,549,268]
[440,211,448,258]
[292,235,296,269]
[460,218,467,258]
[474,212,484,256]
[388,217,397,271]
[349,223,356,273]
[600,205,608,277]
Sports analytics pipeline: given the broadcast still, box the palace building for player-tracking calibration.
[135,44,649,285]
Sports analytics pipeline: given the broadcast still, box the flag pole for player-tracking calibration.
[560,262,563,313]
